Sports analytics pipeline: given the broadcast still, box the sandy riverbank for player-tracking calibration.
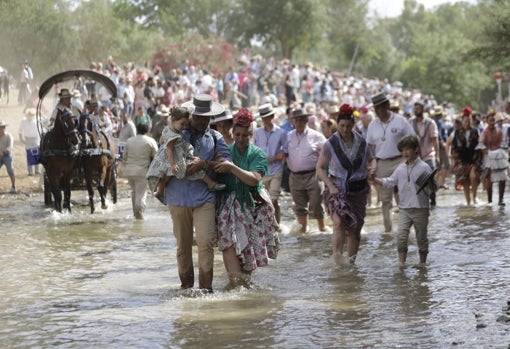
[0,92,43,194]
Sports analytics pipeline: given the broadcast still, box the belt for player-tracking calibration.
[291,169,316,175]
[376,155,402,161]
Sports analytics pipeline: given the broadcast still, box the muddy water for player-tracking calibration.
[0,186,509,348]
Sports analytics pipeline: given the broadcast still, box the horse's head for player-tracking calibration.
[58,109,80,147]
[78,113,93,148]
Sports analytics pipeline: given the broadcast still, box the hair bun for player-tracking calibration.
[338,103,354,116]
[233,108,254,127]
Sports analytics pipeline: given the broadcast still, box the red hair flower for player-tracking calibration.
[338,103,354,116]
[463,106,472,116]
[233,108,254,127]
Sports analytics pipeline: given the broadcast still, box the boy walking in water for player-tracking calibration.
[374,135,437,266]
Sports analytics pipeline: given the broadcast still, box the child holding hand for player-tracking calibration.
[374,135,437,266]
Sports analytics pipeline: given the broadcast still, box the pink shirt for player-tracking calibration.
[285,127,326,172]
[410,117,438,161]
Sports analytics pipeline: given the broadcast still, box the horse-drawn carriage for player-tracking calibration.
[36,70,119,213]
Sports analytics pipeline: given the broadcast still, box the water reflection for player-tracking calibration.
[1,188,510,347]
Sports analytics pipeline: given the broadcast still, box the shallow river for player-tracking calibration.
[1,183,509,348]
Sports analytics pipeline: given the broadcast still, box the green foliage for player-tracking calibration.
[152,33,237,76]
[72,0,159,70]
[0,0,503,111]
[469,0,510,71]
[0,0,75,79]
[232,0,320,59]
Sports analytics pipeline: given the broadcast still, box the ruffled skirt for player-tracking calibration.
[323,177,369,239]
[216,189,281,272]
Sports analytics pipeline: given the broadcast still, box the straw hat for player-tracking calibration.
[257,103,276,118]
[181,94,224,117]
[26,108,36,117]
[495,112,505,123]
[157,105,170,117]
[433,106,444,117]
[289,108,312,119]
[59,88,72,98]
[210,109,233,124]
[371,93,389,106]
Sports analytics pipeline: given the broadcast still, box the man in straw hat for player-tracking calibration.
[51,88,78,122]
[367,92,415,232]
[254,103,287,224]
[0,120,16,193]
[410,100,440,207]
[284,107,327,233]
[209,109,234,145]
[18,108,41,176]
[165,94,231,292]
[151,105,170,144]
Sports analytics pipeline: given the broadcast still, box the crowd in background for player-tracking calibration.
[64,54,462,140]
[16,52,510,214]
[50,54,510,208]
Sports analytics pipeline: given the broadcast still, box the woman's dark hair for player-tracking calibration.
[336,103,355,124]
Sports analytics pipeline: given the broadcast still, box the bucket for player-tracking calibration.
[117,141,126,160]
[26,147,41,165]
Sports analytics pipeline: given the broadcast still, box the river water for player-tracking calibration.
[1,184,509,348]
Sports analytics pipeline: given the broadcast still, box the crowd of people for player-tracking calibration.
[2,52,510,291]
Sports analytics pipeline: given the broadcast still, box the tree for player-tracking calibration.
[232,0,320,59]
[73,0,160,69]
[113,0,235,38]
[0,0,76,81]
[469,0,510,71]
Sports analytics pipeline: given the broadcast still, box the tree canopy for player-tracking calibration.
[0,0,505,111]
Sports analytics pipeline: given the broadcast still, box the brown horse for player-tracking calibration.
[40,108,81,213]
[78,113,116,213]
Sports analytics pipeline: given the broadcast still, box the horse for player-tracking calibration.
[78,113,116,214]
[40,108,81,213]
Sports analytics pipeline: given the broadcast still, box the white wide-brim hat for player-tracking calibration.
[182,94,225,117]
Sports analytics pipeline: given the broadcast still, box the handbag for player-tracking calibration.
[347,178,368,192]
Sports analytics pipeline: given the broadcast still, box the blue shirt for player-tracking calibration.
[253,125,287,175]
[164,128,231,207]
[279,119,294,133]
[434,117,448,142]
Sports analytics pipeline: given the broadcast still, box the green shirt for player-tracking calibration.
[222,143,268,208]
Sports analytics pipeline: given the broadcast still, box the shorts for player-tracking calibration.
[0,153,14,176]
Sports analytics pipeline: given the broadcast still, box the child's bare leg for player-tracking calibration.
[157,175,170,195]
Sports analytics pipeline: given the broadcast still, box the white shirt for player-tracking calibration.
[123,84,135,104]
[381,158,432,209]
[367,112,415,159]
[18,117,40,149]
